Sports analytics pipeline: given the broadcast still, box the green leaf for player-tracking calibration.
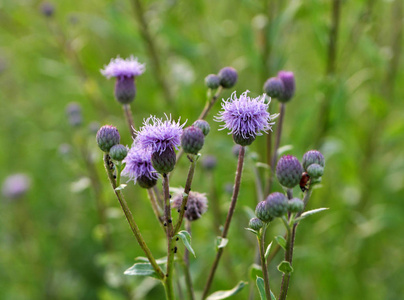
[243,206,256,220]
[270,291,276,300]
[115,184,127,191]
[274,236,287,251]
[255,162,270,169]
[264,242,273,259]
[294,208,329,223]
[249,264,262,281]
[216,237,228,250]
[206,281,247,300]
[175,230,195,257]
[256,276,266,300]
[124,263,159,279]
[245,228,258,235]
[135,256,168,265]
[277,145,293,156]
[277,261,294,274]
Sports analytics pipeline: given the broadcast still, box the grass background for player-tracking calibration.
[1,0,403,299]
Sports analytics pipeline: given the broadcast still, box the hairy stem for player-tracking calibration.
[147,188,164,228]
[183,220,195,300]
[103,154,164,279]
[123,104,136,139]
[279,217,292,300]
[201,146,246,299]
[258,225,271,300]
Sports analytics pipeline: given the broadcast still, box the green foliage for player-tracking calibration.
[274,235,287,251]
[277,261,294,274]
[206,281,247,300]
[124,263,159,279]
[175,230,196,257]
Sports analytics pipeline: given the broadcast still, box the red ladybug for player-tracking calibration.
[299,172,310,192]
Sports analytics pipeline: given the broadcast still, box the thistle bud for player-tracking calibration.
[233,133,255,146]
[66,102,82,127]
[263,77,285,99]
[172,191,208,221]
[302,150,325,171]
[276,155,304,188]
[277,71,295,102]
[288,198,304,213]
[249,217,264,231]
[151,146,176,174]
[115,76,136,104]
[205,74,221,89]
[307,163,324,179]
[255,200,273,223]
[109,144,128,161]
[265,192,289,218]
[193,120,210,136]
[96,125,120,152]
[137,174,158,189]
[181,126,205,155]
[218,67,238,88]
[40,2,54,17]
[201,155,217,171]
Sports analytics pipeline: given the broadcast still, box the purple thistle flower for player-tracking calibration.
[135,114,186,155]
[122,146,158,188]
[100,55,145,79]
[216,91,277,140]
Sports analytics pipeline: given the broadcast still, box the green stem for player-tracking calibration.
[122,104,136,139]
[103,154,164,279]
[279,217,292,300]
[147,188,164,228]
[258,225,271,300]
[183,220,195,300]
[201,146,246,299]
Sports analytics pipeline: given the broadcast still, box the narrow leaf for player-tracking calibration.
[206,281,247,300]
[256,276,266,300]
[277,145,293,156]
[277,261,294,274]
[249,264,263,281]
[245,228,258,235]
[176,230,196,257]
[124,263,158,279]
[264,242,273,259]
[274,236,287,251]
[294,208,329,223]
[256,162,270,169]
[115,184,127,191]
[135,256,168,265]
[216,237,228,249]
[271,291,276,300]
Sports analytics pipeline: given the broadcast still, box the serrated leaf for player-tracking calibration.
[274,236,287,251]
[294,208,329,223]
[277,261,293,274]
[265,242,273,259]
[206,281,247,300]
[124,263,158,279]
[245,228,258,235]
[115,184,127,191]
[216,237,228,249]
[249,264,262,281]
[256,276,266,300]
[175,230,195,257]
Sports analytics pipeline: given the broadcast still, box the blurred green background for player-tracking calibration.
[1,0,403,299]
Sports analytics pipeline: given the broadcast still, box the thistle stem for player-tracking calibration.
[258,225,271,300]
[269,102,285,192]
[201,146,246,299]
[183,220,195,300]
[122,104,136,139]
[103,154,164,279]
[147,188,164,228]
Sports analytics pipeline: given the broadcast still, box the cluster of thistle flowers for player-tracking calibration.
[252,151,325,227]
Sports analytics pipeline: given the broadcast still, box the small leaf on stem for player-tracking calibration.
[216,236,229,250]
[245,228,258,235]
[115,184,127,191]
[274,235,287,251]
[124,263,159,279]
[294,207,329,223]
[206,281,247,300]
[277,261,294,274]
[256,276,266,300]
[264,241,273,259]
[175,230,196,257]
[249,264,263,281]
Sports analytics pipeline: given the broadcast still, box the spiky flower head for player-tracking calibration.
[96,125,120,152]
[66,102,82,127]
[277,71,295,102]
[193,120,210,136]
[205,74,221,89]
[135,114,185,155]
[263,77,285,99]
[101,55,145,79]
[218,67,238,88]
[302,150,325,171]
[181,126,205,155]
[172,191,208,221]
[288,198,304,213]
[152,147,176,174]
[276,155,304,188]
[201,155,217,171]
[255,200,273,223]
[216,91,276,146]
[2,173,31,200]
[109,144,128,161]
[265,192,289,218]
[249,217,264,231]
[307,163,324,179]
[122,146,158,189]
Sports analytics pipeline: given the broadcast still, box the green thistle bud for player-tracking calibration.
[96,125,120,152]
[205,74,221,89]
[265,192,289,218]
[193,120,210,136]
[288,198,304,213]
[151,147,176,174]
[181,126,205,155]
[307,163,324,179]
[255,201,273,223]
[249,217,264,231]
[302,150,325,171]
[109,144,128,161]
